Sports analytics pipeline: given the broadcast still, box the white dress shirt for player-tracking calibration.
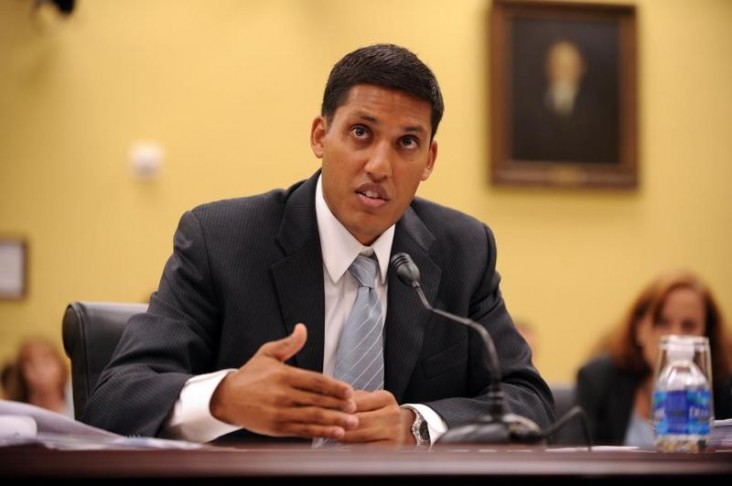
[162,174,446,443]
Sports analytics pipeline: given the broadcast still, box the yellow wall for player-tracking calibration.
[1,0,731,384]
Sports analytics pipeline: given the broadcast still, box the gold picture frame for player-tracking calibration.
[490,0,637,189]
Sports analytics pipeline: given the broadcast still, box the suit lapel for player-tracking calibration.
[269,180,442,392]
[385,205,439,401]
[271,173,325,373]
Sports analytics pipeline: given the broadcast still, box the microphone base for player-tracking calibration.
[436,413,545,445]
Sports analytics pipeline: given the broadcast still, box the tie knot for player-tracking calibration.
[349,255,378,289]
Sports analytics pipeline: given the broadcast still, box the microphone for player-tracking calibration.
[390,252,544,445]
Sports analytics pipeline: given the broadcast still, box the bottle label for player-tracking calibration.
[653,389,712,436]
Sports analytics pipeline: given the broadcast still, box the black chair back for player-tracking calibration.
[62,301,147,420]
[549,382,585,445]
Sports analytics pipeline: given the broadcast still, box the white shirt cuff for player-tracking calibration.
[161,369,241,443]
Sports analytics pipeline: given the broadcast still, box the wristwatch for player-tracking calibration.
[404,405,431,446]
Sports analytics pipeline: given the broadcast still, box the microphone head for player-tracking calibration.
[390,252,421,287]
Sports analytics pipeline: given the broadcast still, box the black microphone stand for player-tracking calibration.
[391,253,545,445]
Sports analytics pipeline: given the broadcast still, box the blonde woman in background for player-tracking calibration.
[572,269,732,447]
[4,336,74,417]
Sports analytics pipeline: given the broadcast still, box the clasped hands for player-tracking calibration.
[210,323,415,445]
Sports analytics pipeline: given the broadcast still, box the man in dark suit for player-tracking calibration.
[83,43,554,446]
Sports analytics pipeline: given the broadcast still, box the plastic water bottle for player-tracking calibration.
[652,337,712,452]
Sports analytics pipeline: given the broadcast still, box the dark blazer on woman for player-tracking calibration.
[82,170,555,442]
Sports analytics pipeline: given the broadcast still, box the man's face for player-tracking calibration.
[311,84,437,246]
[546,41,585,86]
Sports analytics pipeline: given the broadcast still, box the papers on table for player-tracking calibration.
[0,399,205,450]
[711,418,732,449]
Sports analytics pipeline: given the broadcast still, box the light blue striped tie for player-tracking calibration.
[333,255,384,391]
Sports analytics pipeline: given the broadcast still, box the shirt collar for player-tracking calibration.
[315,174,394,285]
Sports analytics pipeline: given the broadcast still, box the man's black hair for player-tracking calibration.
[321,44,444,139]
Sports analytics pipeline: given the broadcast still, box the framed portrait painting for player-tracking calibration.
[490,0,637,188]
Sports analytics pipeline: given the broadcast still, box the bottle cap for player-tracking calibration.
[665,338,694,361]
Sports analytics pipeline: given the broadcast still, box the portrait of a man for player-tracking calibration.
[510,19,620,165]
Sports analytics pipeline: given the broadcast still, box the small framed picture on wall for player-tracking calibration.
[0,237,28,300]
[490,0,637,189]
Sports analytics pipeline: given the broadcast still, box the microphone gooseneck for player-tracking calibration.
[390,252,544,445]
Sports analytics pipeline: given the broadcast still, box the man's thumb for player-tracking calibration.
[261,323,307,362]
